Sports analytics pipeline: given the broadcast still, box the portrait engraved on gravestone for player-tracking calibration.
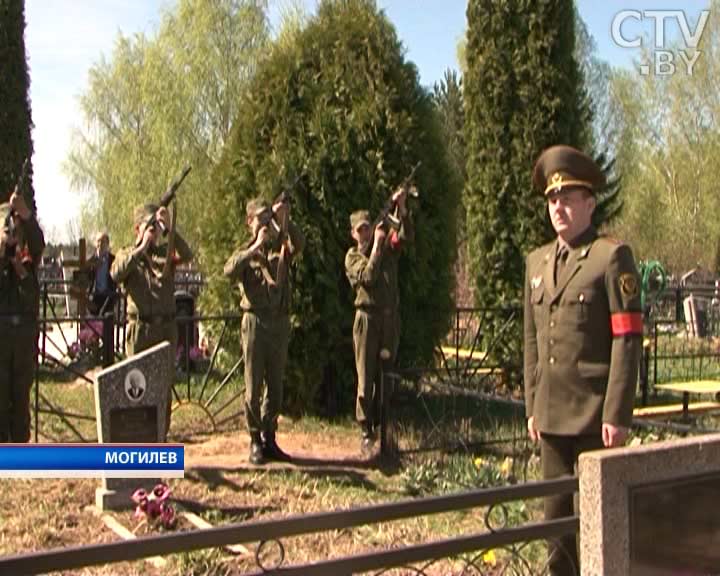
[124,368,146,402]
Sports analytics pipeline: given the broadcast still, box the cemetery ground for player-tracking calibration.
[4,350,716,575]
[0,412,544,576]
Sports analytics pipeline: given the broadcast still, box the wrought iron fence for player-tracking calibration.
[33,308,246,443]
[0,477,579,575]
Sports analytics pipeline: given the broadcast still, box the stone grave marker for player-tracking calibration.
[94,341,173,510]
[579,433,720,575]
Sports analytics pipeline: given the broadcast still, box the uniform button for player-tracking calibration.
[549,356,556,365]
[579,293,585,303]
[549,338,555,346]
[550,321,555,328]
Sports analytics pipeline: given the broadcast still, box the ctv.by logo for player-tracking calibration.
[611,10,710,76]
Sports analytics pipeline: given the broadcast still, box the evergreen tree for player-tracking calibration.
[433,69,471,306]
[0,0,35,210]
[464,0,589,378]
[205,0,458,413]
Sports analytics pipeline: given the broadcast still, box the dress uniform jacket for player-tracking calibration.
[523,225,642,435]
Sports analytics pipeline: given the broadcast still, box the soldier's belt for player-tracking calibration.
[127,313,176,325]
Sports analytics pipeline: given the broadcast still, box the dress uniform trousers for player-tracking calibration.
[542,433,603,576]
[242,311,290,436]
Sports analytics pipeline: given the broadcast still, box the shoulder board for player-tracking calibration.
[597,234,624,246]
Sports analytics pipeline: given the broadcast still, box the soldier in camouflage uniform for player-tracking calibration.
[0,191,45,442]
[345,187,413,452]
[111,204,193,433]
[224,197,305,465]
[524,145,642,576]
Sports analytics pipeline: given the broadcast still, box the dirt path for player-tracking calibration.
[185,429,377,472]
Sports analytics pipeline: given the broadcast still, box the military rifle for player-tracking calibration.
[5,159,29,259]
[146,165,192,236]
[371,161,421,232]
[269,174,302,234]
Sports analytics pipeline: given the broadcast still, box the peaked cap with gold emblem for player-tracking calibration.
[533,145,605,196]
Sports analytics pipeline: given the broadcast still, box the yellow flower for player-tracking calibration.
[500,457,512,476]
[482,549,497,566]
[474,457,484,469]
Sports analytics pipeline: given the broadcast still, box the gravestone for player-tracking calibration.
[579,433,720,575]
[683,294,708,338]
[94,341,173,510]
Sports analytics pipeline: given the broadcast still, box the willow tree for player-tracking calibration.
[66,0,270,249]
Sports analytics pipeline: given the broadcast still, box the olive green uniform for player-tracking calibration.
[224,221,304,437]
[345,215,413,429]
[111,233,193,357]
[0,212,45,442]
[524,146,643,576]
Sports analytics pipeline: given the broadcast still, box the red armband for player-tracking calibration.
[20,247,32,264]
[390,231,401,250]
[610,312,643,336]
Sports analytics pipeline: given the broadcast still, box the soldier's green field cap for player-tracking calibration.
[134,203,159,226]
[533,145,605,196]
[246,197,270,218]
[350,210,371,230]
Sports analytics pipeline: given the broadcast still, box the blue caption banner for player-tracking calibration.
[0,444,184,478]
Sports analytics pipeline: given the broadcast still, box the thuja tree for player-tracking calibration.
[0,0,35,209]
[464,0,590,381]
[204,0,458,413]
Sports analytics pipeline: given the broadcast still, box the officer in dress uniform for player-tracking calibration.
[523,145,642,576]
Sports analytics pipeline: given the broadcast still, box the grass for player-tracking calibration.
[1,374,561,575]
[6,365,712,575]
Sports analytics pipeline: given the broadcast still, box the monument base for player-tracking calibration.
[95,478,160,511]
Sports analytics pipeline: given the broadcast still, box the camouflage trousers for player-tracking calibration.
[352,308,399,429]
[241,311,290,437]
[0,322,37,442]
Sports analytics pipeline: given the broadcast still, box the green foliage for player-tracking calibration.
[433,69,471,305]
[401,454,525,497]
[205,0,458,413]
[0,0,35,210]
[464,0,591,378]
[608,1,720,273]
[65,0,270,250]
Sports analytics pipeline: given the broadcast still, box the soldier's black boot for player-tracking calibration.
[249,434,264,465]
[262,432,291,462]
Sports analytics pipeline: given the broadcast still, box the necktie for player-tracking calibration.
[555,246,569,284]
